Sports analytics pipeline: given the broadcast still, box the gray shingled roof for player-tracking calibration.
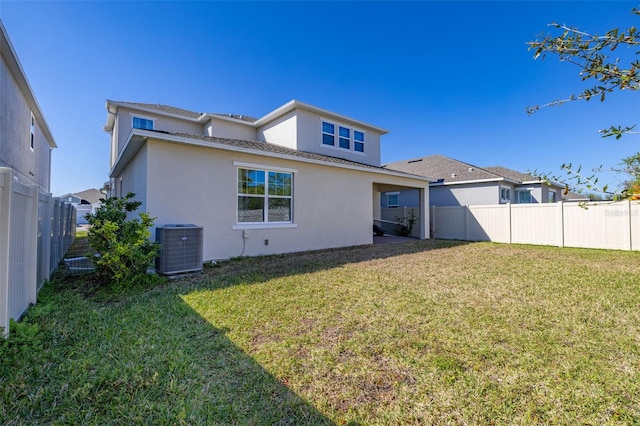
[147,130,426,177]
[384,155,501,183]
[74,188,104,204]
[484,166,542,183]
[211,113,257,123]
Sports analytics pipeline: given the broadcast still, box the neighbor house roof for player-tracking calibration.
[74,188,104,204]
[112,128,432,183]
[484,166,543,184]
[385,155,561,187]
[384,155,506,184]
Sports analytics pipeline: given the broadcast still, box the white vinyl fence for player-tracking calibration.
[432,201,640,251]
[1,168,75,336]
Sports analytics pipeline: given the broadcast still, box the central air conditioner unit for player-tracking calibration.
[155,224,203,275]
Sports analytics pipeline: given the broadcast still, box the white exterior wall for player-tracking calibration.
[258,111,298,149]
[144,139,425,260]
[208,117,257,141]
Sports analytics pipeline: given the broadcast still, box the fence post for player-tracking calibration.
[558,201,565,248]
[0,169,12,337]
[26,185,39,306]
[506,203,512,244]
[464,205,470,241]
[625,200,632,251]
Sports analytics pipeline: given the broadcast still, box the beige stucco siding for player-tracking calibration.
[207,117,257,140]
[144,139,425,260]
[117,143,148,211]
[257,111,297,149]
[0,57,52,191]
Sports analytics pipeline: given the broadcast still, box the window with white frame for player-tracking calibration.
[321,120,364,153]
[387,192,399,208]
[548,189,557,203]
[237,168,293,223]
[132,116,154,130]
[30,113,35,151]
[516,190,532,203]
[500,186,511,203]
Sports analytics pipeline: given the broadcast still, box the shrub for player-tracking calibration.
[86,193,159,287]
[394,209,419,237]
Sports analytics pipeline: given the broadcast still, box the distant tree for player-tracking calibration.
[527,6,640,199]
[615,152,640,199]
[527,6,639,138]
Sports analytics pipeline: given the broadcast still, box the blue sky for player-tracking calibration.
[2,1,638,196]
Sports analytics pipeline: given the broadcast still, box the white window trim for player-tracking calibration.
[499,185,511,203]
[516,188,532,203]
[320,119,365,154]
[387,191,400,207]
[236,165,294,225]
[130,113,155,130]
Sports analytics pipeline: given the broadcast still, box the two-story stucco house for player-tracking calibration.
[382,155,564,208]
[103,100,432,261]
[0,21,57,191]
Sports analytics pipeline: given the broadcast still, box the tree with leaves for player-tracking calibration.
[527,6,639,198]
[527,6,639,138]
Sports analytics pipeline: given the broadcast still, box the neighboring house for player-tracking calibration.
[0,21,57,191]
[103,100,432,260]
[58,188,104,224]
[382,155,565,207]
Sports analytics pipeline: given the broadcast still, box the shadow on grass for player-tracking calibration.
[3,239,471,423]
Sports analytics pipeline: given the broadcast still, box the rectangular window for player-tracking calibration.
[132,116,154,130]
[321,120,365,153]
[354,130,364,152]
[238,168,292,223]
[30,113,35,151]
[387,192,399,208]
[322,121,335,146]
[500,186,511,203]
[339,126,350,149]
[548,190,557,203]
[517,190,532,204]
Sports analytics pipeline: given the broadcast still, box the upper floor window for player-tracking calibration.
[548,190,557,203]
[132,116,154,130]
[500,186,511,203]
[30,113,35,151]
[237,167,293,223]
[322,120,365,153]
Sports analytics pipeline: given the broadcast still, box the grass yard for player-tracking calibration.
[1,239,639,424]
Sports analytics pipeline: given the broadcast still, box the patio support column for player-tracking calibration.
[372,183,381,222]
[418,186,429,239]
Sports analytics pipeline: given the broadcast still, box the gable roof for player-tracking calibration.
[73,188,104,204]
[384,155,503,184]
[112,128,432,183]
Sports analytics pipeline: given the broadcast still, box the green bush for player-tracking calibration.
[86,193,159,287]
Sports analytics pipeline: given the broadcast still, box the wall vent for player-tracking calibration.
[155,224,203,275]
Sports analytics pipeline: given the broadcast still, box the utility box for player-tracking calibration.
[155,224,203,275]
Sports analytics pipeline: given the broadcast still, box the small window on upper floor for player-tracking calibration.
[548,190,557,203]
[30,113,35,151]
[321,120,365,153]
[132,116,154,130]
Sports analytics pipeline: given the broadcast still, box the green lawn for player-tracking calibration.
[2,239,639,424]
